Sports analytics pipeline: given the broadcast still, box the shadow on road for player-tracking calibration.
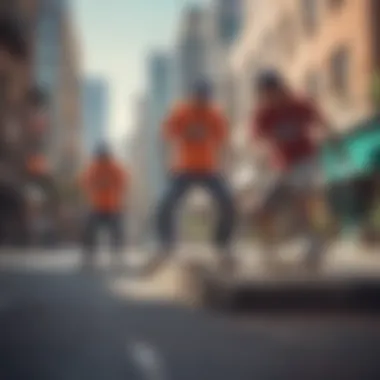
[0,270,380,379]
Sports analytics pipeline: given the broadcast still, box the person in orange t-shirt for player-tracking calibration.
[80,143,128,267]
[146,79,236,275]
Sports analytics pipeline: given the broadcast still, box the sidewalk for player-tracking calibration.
[111,241,380,304]
[171,240,380,275]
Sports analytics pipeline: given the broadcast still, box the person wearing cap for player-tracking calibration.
[252,69,337,271]
[80,143,129,268]
[146,79,236,274]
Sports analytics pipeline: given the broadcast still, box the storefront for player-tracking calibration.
[25,154,59,246]
[320,115,380,237]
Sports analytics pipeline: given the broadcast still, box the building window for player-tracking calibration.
[305,70,320,98]
[370,0,380,70]
[329,0,344,10]
[278,15,296,58]
[329,46,350,98]
[261,30,277,61]
[301,0,318,35]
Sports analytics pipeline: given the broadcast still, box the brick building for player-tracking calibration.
[31,0,83,244]
[0,0,83,245]
[232,0,380,133]
[57,12,83,179]
[228,0,380,205]
[0,0,40,244]
[128,96,152,243]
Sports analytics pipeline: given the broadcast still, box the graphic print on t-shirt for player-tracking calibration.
[184,122,208,142]
[274,120,301,143]
[93,172,116,191]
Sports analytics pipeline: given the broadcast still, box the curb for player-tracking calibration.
[197,275,380,314]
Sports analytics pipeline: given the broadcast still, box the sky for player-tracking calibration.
[73,0,207,145]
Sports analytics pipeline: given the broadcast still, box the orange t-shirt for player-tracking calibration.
[27,155,49,175]
[164,101,228,173]
[81,159,128,213]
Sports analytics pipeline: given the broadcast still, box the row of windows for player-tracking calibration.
[301,0,345,35]
[272,0,346,60]
[256,0,349,99]
[305,46,350,99]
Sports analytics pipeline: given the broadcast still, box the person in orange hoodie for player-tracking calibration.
[145,78,236,275]
[80,143,128,268]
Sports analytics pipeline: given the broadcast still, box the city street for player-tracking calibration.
[1,0,380,378]
[0,248,380,379]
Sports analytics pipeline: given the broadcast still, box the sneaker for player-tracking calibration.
[261,248,279,273]
[138,249,171,277]
[81,256,96,273]
[303,242,325,273]
[111,251,125,274]
[216,248,236,277]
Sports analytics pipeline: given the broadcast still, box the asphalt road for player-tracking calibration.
[0,268,380,380]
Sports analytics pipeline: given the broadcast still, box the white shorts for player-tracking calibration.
[285,157,321,191]
[261,157,322,211]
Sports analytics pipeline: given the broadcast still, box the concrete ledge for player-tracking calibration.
[199,274,380,314]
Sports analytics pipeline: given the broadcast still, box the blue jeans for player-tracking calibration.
[156,173,235,251]
[83,212,124,255]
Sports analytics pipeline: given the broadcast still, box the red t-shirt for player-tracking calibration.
[253,97,321,171]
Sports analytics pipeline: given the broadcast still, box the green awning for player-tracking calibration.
[320,116,380,183]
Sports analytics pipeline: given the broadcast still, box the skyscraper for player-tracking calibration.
[34,0,72,171]
[209,0,243,110]
[212,0,242,47]
[146,51,174,200]
[128,96,151,240]
[82,78,109,158]
[176,6,212,97]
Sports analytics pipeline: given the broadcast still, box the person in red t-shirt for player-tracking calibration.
[252,70,337,270]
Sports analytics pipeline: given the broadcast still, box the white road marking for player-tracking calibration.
[127,340,167,380]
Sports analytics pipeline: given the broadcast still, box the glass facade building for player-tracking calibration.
[214,0,242,46]
[34,0,68,168]
[147,52,174,201]
[82,78,109,158]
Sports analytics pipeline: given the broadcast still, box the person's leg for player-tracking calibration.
[291,158,325,270]
[201,174,236,269]
[256,177,289,268]
[108,212,125,267]
[156,174,193,252]
[83,212,100,267]
[139,174,192,276]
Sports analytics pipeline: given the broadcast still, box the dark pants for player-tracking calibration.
[156,173,235,251]
[83,212,124,256]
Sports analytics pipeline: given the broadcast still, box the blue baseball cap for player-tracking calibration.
[192,78,213,99]
[254,69,285,92]
[94,142,110,158]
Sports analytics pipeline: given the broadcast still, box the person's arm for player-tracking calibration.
[308,103,345,156]
[213,108,229,168]
[118,166,129,208]
[251,110,272,171]
[214,108,228,146]
[308,103,336,138]
[79,166,92,196]
[163,104,182,142]
[79,166,94,208]
[162,105,182,171]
